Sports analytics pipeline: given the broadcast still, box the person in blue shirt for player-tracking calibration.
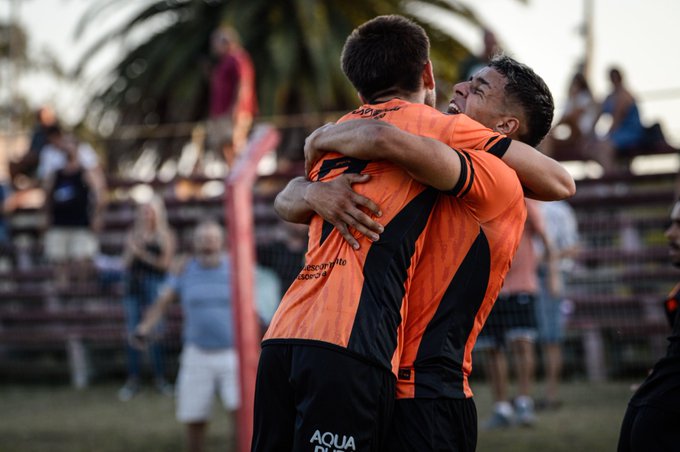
[133,220,238,452]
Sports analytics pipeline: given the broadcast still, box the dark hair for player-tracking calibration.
[571,72,592,96]
[44,124,62,138]
[341,15,429,102]
[489,55,554,147]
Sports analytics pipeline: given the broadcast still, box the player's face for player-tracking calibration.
[447,67,509,131]
[665,201,680,267]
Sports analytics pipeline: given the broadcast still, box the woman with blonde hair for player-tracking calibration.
[118,194,177,401]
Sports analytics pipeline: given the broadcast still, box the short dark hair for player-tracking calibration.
[489,55,554,147]
[341,15,429,102]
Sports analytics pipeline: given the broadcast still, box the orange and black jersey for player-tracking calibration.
[395,170,526,398]
[263,99,511,374]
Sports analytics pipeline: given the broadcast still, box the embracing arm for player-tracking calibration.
[274,175,383,249]
[306,120,575,200]
[305,120,462,191]
[503,141,576,201]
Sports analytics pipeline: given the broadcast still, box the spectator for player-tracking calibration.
[207,26,258,169]
[132,220,238,452]
[618,199,680,451]
[590,67,646,173]
[9,105,57,187]
[534,200,580,411]
[118,195,176,401]
[38,125,101,184]
[42,130,106,289]
[458,28,501,81]
[478,199,557,428]
[256,220,307,298]
[543,72,599,161]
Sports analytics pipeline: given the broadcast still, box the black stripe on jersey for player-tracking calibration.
[413,230,491,399]
[487,137,512,158]
[444,149,469,197]
[347,187,438,370]
[317,157,371,246]
[458,151,475,198]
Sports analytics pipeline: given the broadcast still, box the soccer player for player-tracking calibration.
[277,55,568,451]
[253,16,569,452]
[617,199,680,452]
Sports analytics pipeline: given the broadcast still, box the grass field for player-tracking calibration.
[0,380,634,452]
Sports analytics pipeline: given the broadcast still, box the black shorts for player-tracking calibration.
[477,293,538,349]
[252,342,395,452]
[386,398,477,452]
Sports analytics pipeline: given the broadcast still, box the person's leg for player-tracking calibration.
[387,398,478,452]
[119,289,142,400]
[617,404,638,452]
[290,346,395,452]
[186,422,208,452]
[487,347,509,403]
[176,346,216,452]
[544,342,563,405]
[216,348,239,451]
[142,276,169,386]
[512,338,536,398]
[251,345,295,452]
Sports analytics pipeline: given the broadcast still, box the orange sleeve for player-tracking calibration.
[452,150,524,223]
[447,114,512,156]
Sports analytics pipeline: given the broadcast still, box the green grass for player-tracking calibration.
[0,380,634,452]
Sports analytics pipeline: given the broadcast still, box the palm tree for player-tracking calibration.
[75,0,484,167]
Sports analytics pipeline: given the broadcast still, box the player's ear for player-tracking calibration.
[422,60,435,90]
[496,116,520,136]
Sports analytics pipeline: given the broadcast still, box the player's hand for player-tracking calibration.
[304,122,336,177]
[304,174,383,250]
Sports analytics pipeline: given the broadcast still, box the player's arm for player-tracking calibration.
[306,120,576,200]
[305,120,462,191]
[274,175,383,249]
[502,141,576,201]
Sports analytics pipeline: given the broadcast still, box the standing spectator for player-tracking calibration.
[591,67,646,173]
[9,105,57,187]
[38,125,101,184]
[534,200,580,410]
[457,28,501,81]
[132,220,238,452]
[478,198,557,428]
[618,199,680,451]
[118,195,176,401]
[207,26,258,168]
[42,130,106,289]
[543,72,599,161]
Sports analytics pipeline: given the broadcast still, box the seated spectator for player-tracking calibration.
[42,131,107,289]
[589,67,646,173]
[542,72,598,160]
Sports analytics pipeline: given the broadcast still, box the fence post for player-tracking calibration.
[225,125,280,452]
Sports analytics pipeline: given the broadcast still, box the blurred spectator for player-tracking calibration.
[38,125,101,183]
[534,200,580,411]
[42,130,107,289]
[132,220,238,452]
[9,106,57,188]
[458,28,501,81]
[477,199,557,429]
[256,220,307,298]
[618,199,680,451]
[542,72,599,160]
[590,67,646,172]
[207,25,258,169]
[118,195,176,402]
